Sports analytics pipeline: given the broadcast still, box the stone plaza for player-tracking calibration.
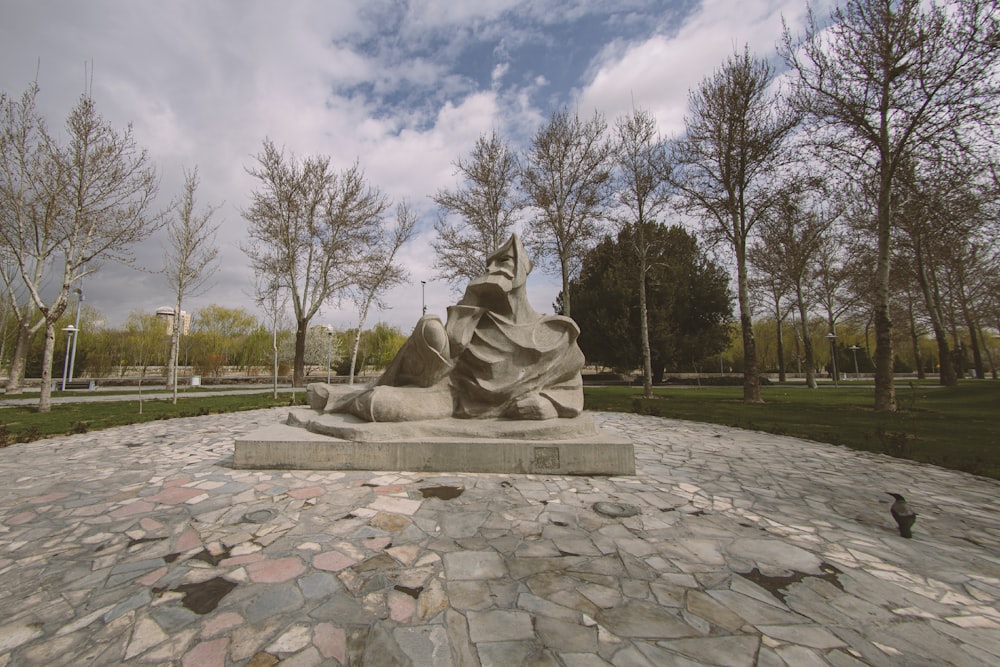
[1,407,999,665]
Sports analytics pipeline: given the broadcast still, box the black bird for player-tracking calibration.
[887,493,917,538]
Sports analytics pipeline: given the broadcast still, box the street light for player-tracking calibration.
[826,332,839,388]
[156,306,177,394]
[849,344,861,380]
[67,287,84,385]
[326,327,335,383]
[60,325,77,391]
[421,280,427,316]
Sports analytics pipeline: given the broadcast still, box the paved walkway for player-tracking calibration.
[1,409,998,666]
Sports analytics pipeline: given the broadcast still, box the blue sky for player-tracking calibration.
[0,0,821,333]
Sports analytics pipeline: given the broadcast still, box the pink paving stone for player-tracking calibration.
[200,612,244,638]
[313,623,347,663]
[313,551,357,572]
[182,637,228,667]
[140,517,164,531]
[174,527,203,552]
[219,553,265,568]
[388,590,416,623]
[374,485,405,495]
[287,486,324,500]
[109,500,156,518]
[246,557,306,583]
[164,476,192,488]
[147,486,206,505]
[364,536,392,551]
[137,566,168,586]
[30,492,69,504]
[6,511,36,526]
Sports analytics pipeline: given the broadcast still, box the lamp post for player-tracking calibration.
[849,345,861,380]
[67,287,83,385]
[326,327,334,383]
[60,325,77,391]
[155,306,176,392]
[826,332,839,388]
[421,280,427,316]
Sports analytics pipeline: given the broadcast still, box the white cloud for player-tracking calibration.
[576,0,811,134]
[1,0,830,334]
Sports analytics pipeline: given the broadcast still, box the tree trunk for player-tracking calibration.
[37,322,56,412]
[638,261,653,399]
[168,298,182,404]
[872,166,895,411]
[735,241,761,403]
[960,304,984,380]
[293,321,307,387]
[775,313,786,383]
[912,235,957,386]
[350,298,374,385]
[4,324,31,395]
[796,294,816,389]
[908,301,925,380]
[560,255,572,319]
[271,325,279,399]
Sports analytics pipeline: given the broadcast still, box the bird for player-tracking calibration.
[887,493,917,538]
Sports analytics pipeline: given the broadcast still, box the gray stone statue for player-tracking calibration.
[312,234,584,421]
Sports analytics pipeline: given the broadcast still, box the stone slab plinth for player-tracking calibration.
[233,411,635,475]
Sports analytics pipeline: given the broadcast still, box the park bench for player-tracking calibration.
[52,380,97,391]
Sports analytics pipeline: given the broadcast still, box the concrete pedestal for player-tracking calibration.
[234,410,635,475]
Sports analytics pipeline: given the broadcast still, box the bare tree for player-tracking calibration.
[611,108,672,398]
[750,179,838,388]
[0,85,161,410]
[163,166,220,403]
[346,200,417,383]
[252,274,289,399]
[432,130,521,287]
[521,109,613,318]
[672,47,797,403]
[242,139,389,387]
[782,0,1000,411]
[0,85,59,395]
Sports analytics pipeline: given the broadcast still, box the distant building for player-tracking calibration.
[155,307,191,335]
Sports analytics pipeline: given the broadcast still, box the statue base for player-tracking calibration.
[233,409,635,475]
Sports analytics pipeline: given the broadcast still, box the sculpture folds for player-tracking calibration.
[316,234,585,422]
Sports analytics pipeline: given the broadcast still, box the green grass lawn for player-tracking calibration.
[585,381,1000,480]
[2,382,997,480]
[0,392,304,446]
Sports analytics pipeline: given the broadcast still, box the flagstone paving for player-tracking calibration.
[1,407,998,665]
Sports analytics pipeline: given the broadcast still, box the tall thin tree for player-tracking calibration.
[163,166,220,403]
[242,139,389,387]
[522,109,613,318]
[432,129,521,287]
[782,0,1000,410]
[672,47,797,403]
[611,108,672,398]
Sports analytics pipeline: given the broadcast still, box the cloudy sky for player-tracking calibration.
[0,0,824,333]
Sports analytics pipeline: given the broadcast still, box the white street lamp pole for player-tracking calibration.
[60,325,76,391]
[326,327,334,383]
[826,332,839,389]
[421,280,427,316]
[849,345,861,380]
[67,287,84,384]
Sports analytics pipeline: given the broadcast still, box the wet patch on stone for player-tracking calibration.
[593,501,641,518]
[155,576,237,614]
[192,546,231,566]
[419,485,465,500]
[394,584,423,598]
[242,508,277,524]
[128,536,168,548]
[739,562,844,604]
